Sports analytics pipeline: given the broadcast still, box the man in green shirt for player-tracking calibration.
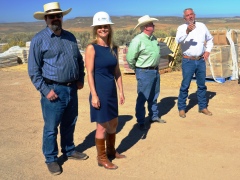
[126,15,166,131]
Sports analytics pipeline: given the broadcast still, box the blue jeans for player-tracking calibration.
[178,58,207,111]
[135,68,160,124]
[41,83,78,163]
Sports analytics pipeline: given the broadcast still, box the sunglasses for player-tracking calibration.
[97,25,109,29]
[47,14,63,19]
[145,23,155,27]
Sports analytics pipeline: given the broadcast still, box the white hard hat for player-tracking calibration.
[91,11,114,26]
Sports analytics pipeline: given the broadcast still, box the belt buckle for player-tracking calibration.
[66,82,72,86]
[189,56,200,60]
[193,56,197,59]
[196,55,203,60]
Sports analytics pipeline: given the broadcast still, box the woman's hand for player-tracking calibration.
[119,92,125,105]
[92,95,100,109]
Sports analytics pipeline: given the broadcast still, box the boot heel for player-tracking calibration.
[98,163,103,167]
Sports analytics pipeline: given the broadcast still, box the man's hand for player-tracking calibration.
[76,81,84,90]
[46,89,58,101]
[203,51,210,61]
[186,22,196,34]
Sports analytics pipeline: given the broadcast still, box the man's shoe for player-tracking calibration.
[47,162,62,175]
[179,110,186,118]
[139,124,147,131]
[68,151,89,160]
[199,108,212,116]
[150,118,166,123]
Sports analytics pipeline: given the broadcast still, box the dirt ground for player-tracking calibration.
[0,64,240,180]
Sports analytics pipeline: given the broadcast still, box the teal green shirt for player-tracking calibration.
[126,32,160,70]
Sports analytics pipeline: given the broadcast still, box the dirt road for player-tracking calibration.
[0,65,240,180]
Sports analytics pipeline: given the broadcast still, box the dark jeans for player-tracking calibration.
[40,83,78,163]
[135,68,160,124]
[178,58,207,111]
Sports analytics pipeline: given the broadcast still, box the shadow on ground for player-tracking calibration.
[186,91,216,112]
[156,91,216,116]
[58,91,215,165]
[117,122,150,154]
[158,96,178,117]
[58,115,133,164]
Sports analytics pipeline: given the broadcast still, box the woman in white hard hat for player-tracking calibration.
[85,11,125,170]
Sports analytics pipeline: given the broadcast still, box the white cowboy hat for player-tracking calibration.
[33,2,72,20]
[134,15,158,30]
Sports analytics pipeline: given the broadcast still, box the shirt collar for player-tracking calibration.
[141,32,154,40]
[46,26,64,37]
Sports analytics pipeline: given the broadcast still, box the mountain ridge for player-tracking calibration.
[0,16,239,34]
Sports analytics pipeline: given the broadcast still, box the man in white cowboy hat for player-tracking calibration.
[126,15,166,131]
[28,2,88,175]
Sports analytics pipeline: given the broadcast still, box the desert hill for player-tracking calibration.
[0,16,240,35]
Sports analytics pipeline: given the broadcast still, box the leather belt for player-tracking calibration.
[44,78,76,86]
[183,55,203,60]
[137,66,158,70]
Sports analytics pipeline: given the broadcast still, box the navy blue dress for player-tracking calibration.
[90,44,118,123]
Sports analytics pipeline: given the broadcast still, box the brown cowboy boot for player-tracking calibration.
[199,108,212,116]
[106,133,126,159]
[179,110,186,118]
[95,138,118,170]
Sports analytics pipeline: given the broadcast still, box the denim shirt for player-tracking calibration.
[126,32,160,70]
[28,27,85,96]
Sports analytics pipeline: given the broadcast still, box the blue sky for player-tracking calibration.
[0,0,240,23]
